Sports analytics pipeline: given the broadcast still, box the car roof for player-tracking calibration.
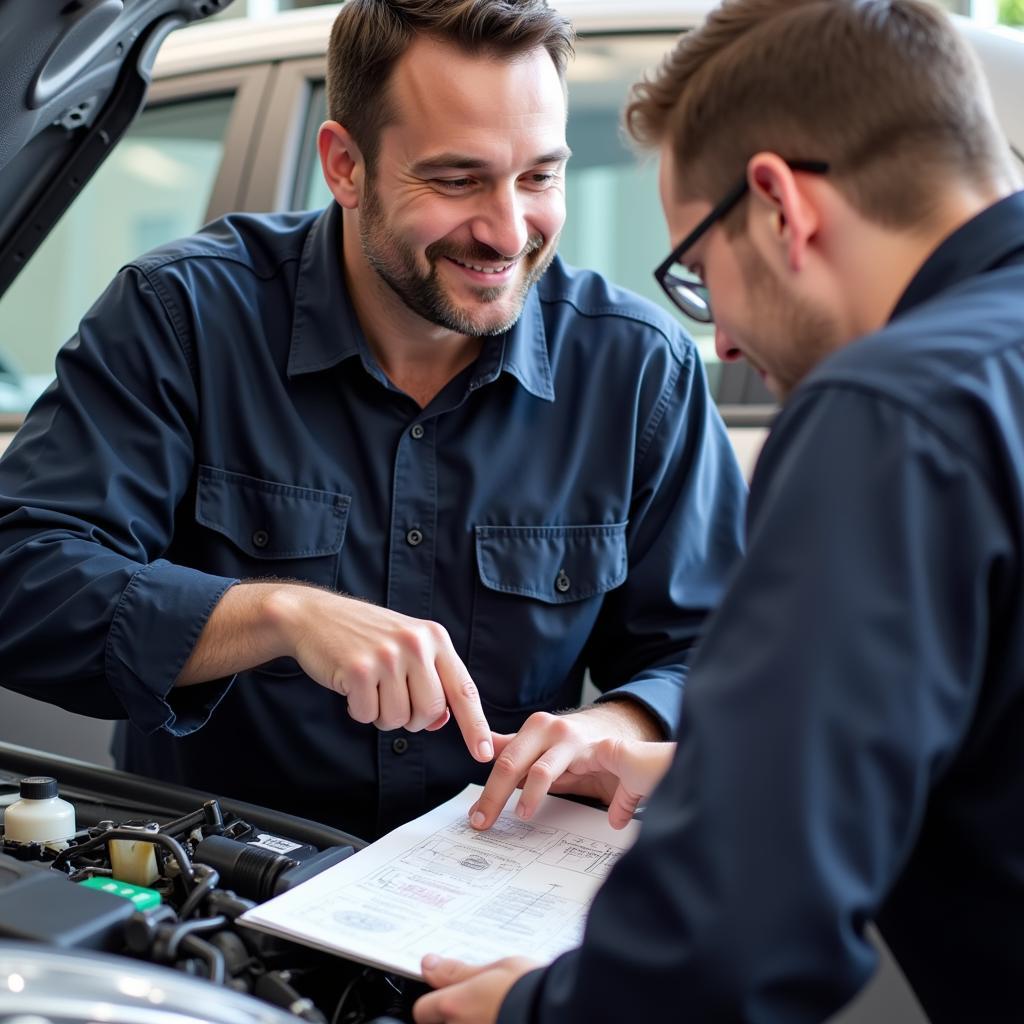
[150,2,1023,164]
[151,2,715,78]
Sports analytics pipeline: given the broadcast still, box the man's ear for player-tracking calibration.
[317,121,365,210]
[746,152,820,273]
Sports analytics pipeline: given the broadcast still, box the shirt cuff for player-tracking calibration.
[594,673,685,739]
[498,966,547,1024]
[105,559,239,736]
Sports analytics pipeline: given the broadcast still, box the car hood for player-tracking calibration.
[0,0,233,298]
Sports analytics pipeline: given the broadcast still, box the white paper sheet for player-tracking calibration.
[238,784,639,978]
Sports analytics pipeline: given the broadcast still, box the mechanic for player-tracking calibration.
[412,0,1024,1020]
[0,0,745,841]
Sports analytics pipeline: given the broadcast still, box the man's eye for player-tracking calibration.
[434,178,473,191]
[687,262,706,284]
[525,172,558,189]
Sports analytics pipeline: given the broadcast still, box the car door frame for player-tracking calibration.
[147,61,276,223]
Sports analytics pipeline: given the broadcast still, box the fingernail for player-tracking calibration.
[422,954,439,971]
[478,739,493,760]
[471,811,486,829]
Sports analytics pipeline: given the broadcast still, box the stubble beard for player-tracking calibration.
[359,180,557,337]
[736,240,841,400]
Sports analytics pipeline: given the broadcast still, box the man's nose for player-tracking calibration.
[714,325,742,362]
[470,185,530,259]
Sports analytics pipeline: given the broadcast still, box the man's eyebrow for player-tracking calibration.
[410,147,572,176]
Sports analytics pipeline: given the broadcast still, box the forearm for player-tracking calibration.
[175,581,308,686]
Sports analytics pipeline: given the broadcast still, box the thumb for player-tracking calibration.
[607,782,643,830]
[421,954,483,987]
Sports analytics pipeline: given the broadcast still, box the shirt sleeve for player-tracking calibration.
[0,265,238,735]
[589,339,747,736]
[501,384,1008,1022]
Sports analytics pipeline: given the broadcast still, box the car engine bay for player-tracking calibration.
[0,748,422,1024]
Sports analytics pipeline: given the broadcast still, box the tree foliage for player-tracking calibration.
[1000,0,1024,27]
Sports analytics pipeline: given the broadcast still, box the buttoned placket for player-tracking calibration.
[376,412,438,833]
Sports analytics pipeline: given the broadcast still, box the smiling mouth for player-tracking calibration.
[445,256,516,275]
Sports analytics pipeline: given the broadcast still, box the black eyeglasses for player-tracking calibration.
[653,159,830,324]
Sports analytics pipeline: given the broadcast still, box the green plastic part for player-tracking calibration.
[78,875,162,910]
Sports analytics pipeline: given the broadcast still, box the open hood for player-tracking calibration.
[0,0,234,298]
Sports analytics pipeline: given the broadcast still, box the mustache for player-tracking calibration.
[427,235,545,265]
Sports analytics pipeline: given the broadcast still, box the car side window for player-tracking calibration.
[0,95,234,415]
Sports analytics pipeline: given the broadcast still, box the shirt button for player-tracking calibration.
[392,737,409,755]
[406,528,424,547]
[555,569,571,593]
[252,529,270,549]
[410,424,425,440]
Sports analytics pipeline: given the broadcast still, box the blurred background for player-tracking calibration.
[213,0,1024,23]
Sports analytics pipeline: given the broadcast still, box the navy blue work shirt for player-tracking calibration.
[0,202,746,840]
[501,192,1024,1023]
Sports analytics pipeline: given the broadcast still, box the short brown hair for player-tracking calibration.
[625,0,1011,227]
[326,0,574,169]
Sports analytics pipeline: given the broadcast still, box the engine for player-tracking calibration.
[0,772,422,1024]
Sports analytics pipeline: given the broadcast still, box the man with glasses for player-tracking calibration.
[415,1,1024,1021]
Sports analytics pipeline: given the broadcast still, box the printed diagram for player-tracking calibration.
[331,910,398,934]
[537,834,624,879]
[434,883,588,963]
[466,882,586,939]
[389,834,522,888]
[238,785,641,978]
[450,814,560,854]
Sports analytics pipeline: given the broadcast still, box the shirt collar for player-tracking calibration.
[288,203,555,401]
[288,203,364,378]
[890,190,1024,322]
[467,286,555,401]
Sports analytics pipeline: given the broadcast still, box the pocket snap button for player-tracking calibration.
[555,569,571,593]
[252,529,270,549]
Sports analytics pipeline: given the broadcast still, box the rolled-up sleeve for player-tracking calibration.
[0,265,237,734]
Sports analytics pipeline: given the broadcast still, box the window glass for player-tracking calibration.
[0,95,234,414]
[301,35,721,390]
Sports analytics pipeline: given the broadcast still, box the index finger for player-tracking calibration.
[470,730,550,829]
[435,645,492,762]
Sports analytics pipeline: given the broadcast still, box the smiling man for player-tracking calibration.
[0,0,745,842]
[414,0,1024,1021]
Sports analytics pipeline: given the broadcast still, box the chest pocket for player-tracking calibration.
[195,465,350,590]
[469,522,628,716]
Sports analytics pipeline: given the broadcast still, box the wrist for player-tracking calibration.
[255,582,310,659]
[576,698,664,741]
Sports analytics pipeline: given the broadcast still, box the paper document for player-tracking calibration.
[239,784,639,978]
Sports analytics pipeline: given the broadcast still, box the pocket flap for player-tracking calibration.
[196,465,350,559]
[474,522,628,604]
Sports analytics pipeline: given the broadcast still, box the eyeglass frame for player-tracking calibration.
[653,159,831,324]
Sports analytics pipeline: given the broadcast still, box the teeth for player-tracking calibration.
[451,258,512,274]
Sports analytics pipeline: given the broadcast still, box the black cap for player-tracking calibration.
[19,776,58,799]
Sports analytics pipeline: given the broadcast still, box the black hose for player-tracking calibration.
[163,914,228,960]
[177,865,220,920]
[51,827,199,888]
[178,933,226,985]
